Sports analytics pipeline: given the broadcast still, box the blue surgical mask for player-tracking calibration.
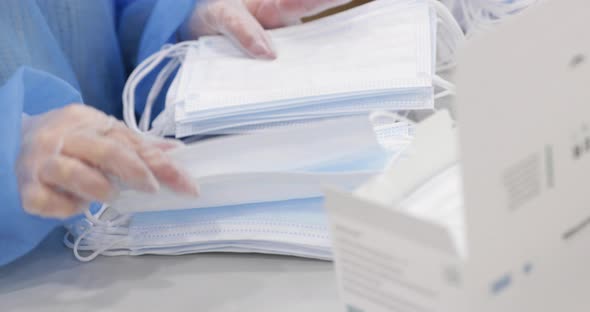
[64,117,414,262]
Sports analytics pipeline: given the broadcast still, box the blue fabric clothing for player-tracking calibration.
[0,0,196,266]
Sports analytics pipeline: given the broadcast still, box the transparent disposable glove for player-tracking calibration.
[182,0,352,59]
[16,104,199,219]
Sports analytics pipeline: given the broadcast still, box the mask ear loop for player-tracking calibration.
[63,204,132,262]
[369,111,414,127]
[139,44,195,132]
[139,58,181,132]
[454,0,538,37]
[430,0,537,101]
[123,41,199,135]
[428,0,465,101]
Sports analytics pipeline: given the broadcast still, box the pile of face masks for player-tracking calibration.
[124,0,452,138]
[70,0,466,262]
[65,116,415,261]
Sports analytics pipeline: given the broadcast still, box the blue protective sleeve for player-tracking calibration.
[0,68,83,266]
[0,0,196,266]
[118,0,197,117]
[0,0,122,266]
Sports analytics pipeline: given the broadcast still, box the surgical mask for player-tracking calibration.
[64,116,415,262]
[110,116,393,213]
[65,197,333,261]
[123,0,458,138]
[370,111,415,152]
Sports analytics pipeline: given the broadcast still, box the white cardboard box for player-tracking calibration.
[325,0,590,310]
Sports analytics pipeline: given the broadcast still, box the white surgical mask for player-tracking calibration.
[111,116,392,214]
[123,0,459,138]
[64,116,415,262]
[65,197,333,261]
[98,0,463,262]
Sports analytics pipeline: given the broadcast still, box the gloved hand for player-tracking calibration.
[16,104,199,219]
[183,0,352,59]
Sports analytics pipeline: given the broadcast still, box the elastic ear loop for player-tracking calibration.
[124,43,178,133]
[139,49,190,132]
[123,47,169,133]
[369,111,414,127]
[123,41,199,135]
[433,74,456,101]
[430,0,536,99]
[459,0,538,37]
[63,205,132,262]
[428,0,464,100]
[124,43,185,133]
[138,58,180,132]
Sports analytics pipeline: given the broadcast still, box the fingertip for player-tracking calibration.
[95,181,119,203]
[121,151,161,194]
[141,174,161,194]
[179,175,200,197]
[248,42,277,59]
[178,180,200,197]
[262,49,278,60]
[158,163,200,197]
[146,138,185,151]
[50,204,85,220]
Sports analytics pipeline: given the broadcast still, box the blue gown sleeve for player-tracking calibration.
[0,0,197,266]
[0,1,92,266]
[0,68,83,266]
[118,0,197,117]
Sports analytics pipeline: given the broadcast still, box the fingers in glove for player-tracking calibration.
[61,132,160,193]
[202,1,276,59]
[21,183,86,219]
[247,0,351,28]
[38,155,116,203]
[107,123,184,152]
[138,146,199,196]
[106,128,198,196]
[146,138,185,152]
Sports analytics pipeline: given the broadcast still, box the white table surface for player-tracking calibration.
[0,229,342,312]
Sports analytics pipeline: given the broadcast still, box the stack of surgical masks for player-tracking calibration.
[65,117,415,261]
[124,0,445,138]
[84,0,463,262]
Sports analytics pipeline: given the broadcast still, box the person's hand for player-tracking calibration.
[183,0,351,59]
[16,104,199,219]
